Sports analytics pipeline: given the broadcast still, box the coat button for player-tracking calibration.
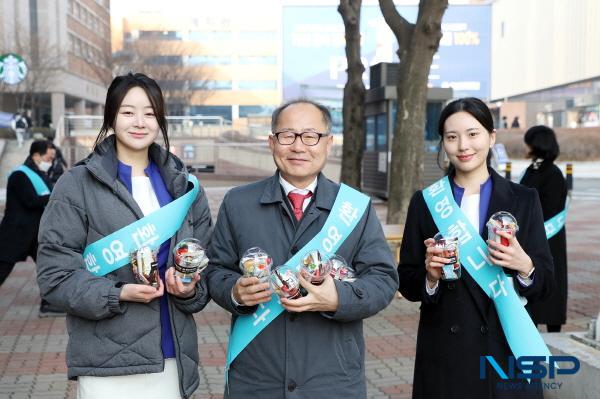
[290,245,298,254]
[450,324,460,334]
[351,286,364,298]
[480,325,488,334]
[287,380,297,391]
[447,282,455,290]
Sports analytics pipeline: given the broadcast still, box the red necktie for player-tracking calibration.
[287,192,313,221]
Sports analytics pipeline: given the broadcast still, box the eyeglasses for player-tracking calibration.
[272,129,330,146]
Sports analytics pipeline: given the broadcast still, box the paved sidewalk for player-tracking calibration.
[0,188,598,399]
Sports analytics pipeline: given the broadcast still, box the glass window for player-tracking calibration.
[239,31,277,42]
[189,105,232,121]
[187,55,232,65]
[158,80,186,90]
[195,80,232,90]
[238,80,277,90]
[238,56,277,65]
[425,102,442,141]
[391,100,440,141]
[239,105,275,117]
[365,116,375,150]
[74,38,81,56]
[148,56,183,65]
[376,114,387,149]
[189,30,232,42]
[139,30,181,40]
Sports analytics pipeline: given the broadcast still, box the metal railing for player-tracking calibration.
[55,114,343,179]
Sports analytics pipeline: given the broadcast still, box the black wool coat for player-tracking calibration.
[0,159,51,263]
[521,160,568,325]
[398,170,554,399]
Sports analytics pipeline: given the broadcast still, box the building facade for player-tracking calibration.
[113,0,281,122]
[491,0,600,128]
[0,0,111,129]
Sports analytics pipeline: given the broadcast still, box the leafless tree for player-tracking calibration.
[338,0,366,190]
[379,0,448,224]
[113,40,212,115]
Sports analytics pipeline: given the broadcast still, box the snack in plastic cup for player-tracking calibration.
[299,249,331,285]
[328,254,356,282]
[270,265,301,299]
[173,238,208,284]
[487,211,519,247]
[131,246,159,287]
[239,247,272,284]
[433,232,461,281]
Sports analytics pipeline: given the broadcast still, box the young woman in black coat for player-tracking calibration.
[398,98,554,399]
[521,126,568,332]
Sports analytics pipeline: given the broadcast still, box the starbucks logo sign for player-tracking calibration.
[0,53,28,85]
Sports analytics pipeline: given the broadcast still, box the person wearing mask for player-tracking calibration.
[521,125,568,332]
[36,73,212,399]
[0,140,57,314]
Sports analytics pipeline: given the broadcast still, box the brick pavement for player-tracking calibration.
[0,186,598,399]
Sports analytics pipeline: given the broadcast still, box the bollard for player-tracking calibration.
[566,163,573,191]
[505,161,512,181]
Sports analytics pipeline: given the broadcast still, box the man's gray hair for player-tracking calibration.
[270,98,332,134]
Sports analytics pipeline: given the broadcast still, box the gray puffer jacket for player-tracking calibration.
[36,136,212,398]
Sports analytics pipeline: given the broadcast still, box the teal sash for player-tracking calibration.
[226,184,370,374]
[423,176,552,364]
[13,165,50,195]
[544,198,569,240]
[518,167,568,239]
[82,175,199,277]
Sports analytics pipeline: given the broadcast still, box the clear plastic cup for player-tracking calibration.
[433,232,461,281]
[270,265,301,299]
[173,238,208,284]
[328,254,356,282]
[131,246,159,287]
[239,247,272,284]
[299,249,332,285]
[487,211,519,247]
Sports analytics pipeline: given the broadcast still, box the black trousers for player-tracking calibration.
[0,240,37,287]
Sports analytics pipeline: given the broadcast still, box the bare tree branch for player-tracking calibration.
[112,40,213,114]
[378,0,414,53]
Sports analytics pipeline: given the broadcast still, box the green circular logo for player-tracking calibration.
[0,53,28,85]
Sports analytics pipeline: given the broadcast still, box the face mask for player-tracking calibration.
[38,161,52,172]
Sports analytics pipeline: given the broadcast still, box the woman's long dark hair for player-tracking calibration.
[94,73,169,158]
[437,97,494,174]
[524,125,560,162]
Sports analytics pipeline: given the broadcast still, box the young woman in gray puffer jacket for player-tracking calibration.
[36,73,212,399]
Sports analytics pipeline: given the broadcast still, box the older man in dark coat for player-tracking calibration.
[0,140,55,291]
[206,99,399,398]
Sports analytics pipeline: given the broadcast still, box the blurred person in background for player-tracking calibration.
[47,143,68,185]
[521,125,568,332]
[0,140,59,314]
[11,112,28,148]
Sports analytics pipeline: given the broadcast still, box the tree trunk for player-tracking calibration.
[380,0,447,224]
[338,0,366,190]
